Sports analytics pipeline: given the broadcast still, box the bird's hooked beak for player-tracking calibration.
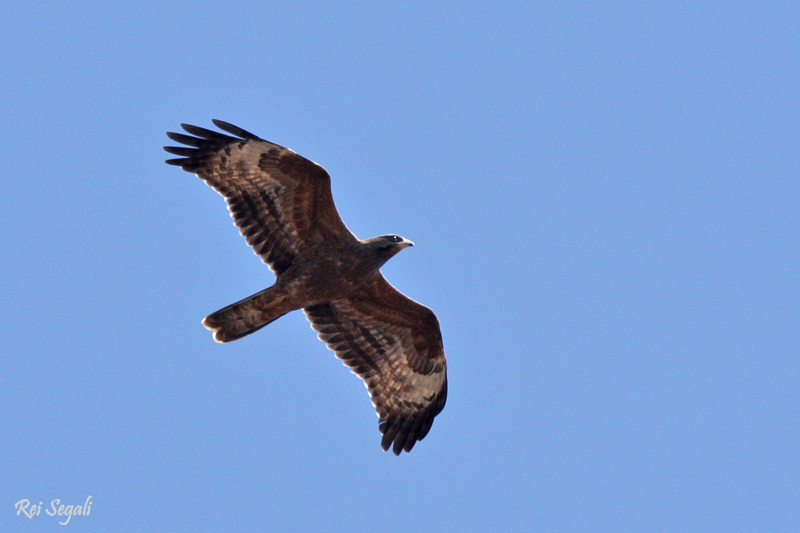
[400,239,415,248]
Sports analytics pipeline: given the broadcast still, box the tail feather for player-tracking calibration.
[203,286,293,343]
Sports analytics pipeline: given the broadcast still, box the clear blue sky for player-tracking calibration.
[3,2,798,531]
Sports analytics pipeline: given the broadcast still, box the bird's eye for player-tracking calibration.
[391,235,402,242]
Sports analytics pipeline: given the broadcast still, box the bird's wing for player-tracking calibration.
[304,274,447,455]
[165,120,356,275]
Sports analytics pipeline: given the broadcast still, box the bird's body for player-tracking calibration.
[204,235,414,343]
[279,237,409,307]
[164,120,447,454]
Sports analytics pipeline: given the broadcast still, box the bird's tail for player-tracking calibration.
[203,286,295,343]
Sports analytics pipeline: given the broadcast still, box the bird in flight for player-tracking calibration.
[164,120,447,454]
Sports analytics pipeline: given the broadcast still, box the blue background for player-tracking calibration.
[3,1,798,531]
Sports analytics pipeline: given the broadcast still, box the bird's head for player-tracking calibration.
[365,234,415,261]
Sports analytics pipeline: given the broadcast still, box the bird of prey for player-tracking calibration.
[164,120,447,454]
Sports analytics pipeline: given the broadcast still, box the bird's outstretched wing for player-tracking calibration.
[165,120,356,275]
[305,275,448,455]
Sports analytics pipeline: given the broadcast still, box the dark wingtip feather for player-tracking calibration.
[165,158,188,166]
[166,131,205,147]
[402,415,426,453]
[163,146,196,157]
[380,419,400,453]
[180,123,233,142]
[212,119,261,140]
[392,418,416,455]
[417,411,434,442]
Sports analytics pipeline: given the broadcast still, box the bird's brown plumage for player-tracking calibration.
[165,120,447,454]
[166,121,355,274]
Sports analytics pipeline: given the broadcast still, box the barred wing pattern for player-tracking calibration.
[165,120,356,275]
[305,275,448,455]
